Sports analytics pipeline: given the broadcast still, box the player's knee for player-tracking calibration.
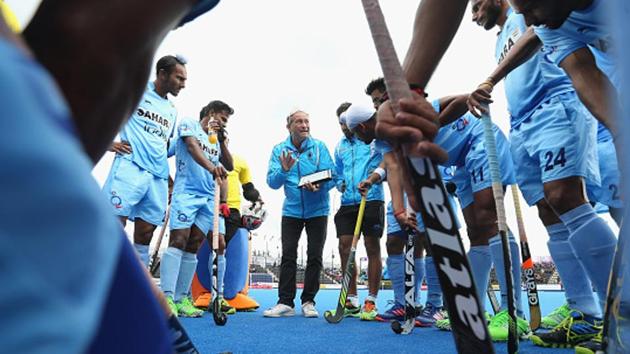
[168,233,188,250]
[185,232,204,253]
[543,178,587,213]
[386,236,404,254]
[364,238,381,257]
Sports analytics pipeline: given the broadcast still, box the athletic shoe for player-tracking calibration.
[177,297,204,318]
[375,302,405,322]
[541,303,572,329]
[345,299,361,317]
[487,310,531,341]
[301,301,319,318]
[166,296,178,316]
[415,303,444,327]
[414,304,424,317]
[220,298,236,315]
[436,311,493,332]
[574,330,603,354]
[263,303,295,317]
[193,292,211,309]
[359,299,378,321]
[530,311,602,348]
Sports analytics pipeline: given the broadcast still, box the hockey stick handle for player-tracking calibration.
[480,107,507,232]
[212,178,221,251]
[150,204,171,267]
[510,185,527,242]
[350,196,367,249]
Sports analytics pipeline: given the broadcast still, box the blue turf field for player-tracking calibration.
[181,289,573,353]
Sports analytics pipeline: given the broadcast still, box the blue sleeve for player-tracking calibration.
[317,142,336,193]
[178,0,221,27]
[334,143,345,192]
[431,99,441,114]
[534,26,586,66]
[266,145,287,190]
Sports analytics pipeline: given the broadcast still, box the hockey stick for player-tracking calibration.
[361,1,493,352]
[210,178,227,326]
[511,185,541,331]
[488,280,501,315]
[168,315,200,353]
[602,224,629,353]
[480,106,517,353]
[149,204,171,276]
[324,196,367,323]
[391,226,416,334]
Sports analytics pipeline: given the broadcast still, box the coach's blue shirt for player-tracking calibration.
[334,136,384,205]
[498,9,575,127]
[173,118,221,196]
[267,136,335,219]
[118,82,177,179]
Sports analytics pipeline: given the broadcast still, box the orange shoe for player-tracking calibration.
[225,293,260,312]
[193,292,211,309]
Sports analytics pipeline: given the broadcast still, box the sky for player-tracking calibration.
[8,0,618,267]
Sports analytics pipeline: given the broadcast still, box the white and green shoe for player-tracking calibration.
[166,296,178,317]
[487,310,531,341]
[177,297,204,318]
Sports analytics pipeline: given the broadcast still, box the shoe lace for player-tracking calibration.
[490,311,510,327]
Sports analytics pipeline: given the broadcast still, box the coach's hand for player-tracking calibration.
[280,150,296,172]
[110,141,132,154]
[303,181,320,192]
[376,95,447,163]
[467,82,494,118]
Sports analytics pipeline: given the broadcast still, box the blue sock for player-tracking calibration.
[159,247,183,298]
[489,232,523,317]
[217,254,226,297]
[387,254,405,306]
[425,256,443,308]
[560,203,617,313]
[414,257,425,307]
[133,243,150,267]
[174,251,198,302]
[468,245,492,313]
[546,223,600,317]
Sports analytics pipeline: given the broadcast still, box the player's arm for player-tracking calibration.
[383,151,405,219]
[23,0,198,163]
[358,160,386,196]
[559,47,618,135]
[403,0,469,86]
[218,138,234,171]
[436,94,469,126]
[468,27,541,117]
[240,159,262,203]
[183,136,224,178]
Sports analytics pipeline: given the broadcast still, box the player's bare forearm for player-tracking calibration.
[219,141,234,171]
[488,27,541,84]
[561,48,619,135]
[384,151,405,214]
[437,94,469,126]
[23,0,197,163]
[403,0,468,86]
[220,178,228,201]
[185,136,217,173]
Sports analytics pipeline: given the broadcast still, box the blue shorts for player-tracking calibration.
[587,139,622,209]
[103,157,168,226]
[169,192,226,235]
[510,92,599,206]
[453,127,515,209]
